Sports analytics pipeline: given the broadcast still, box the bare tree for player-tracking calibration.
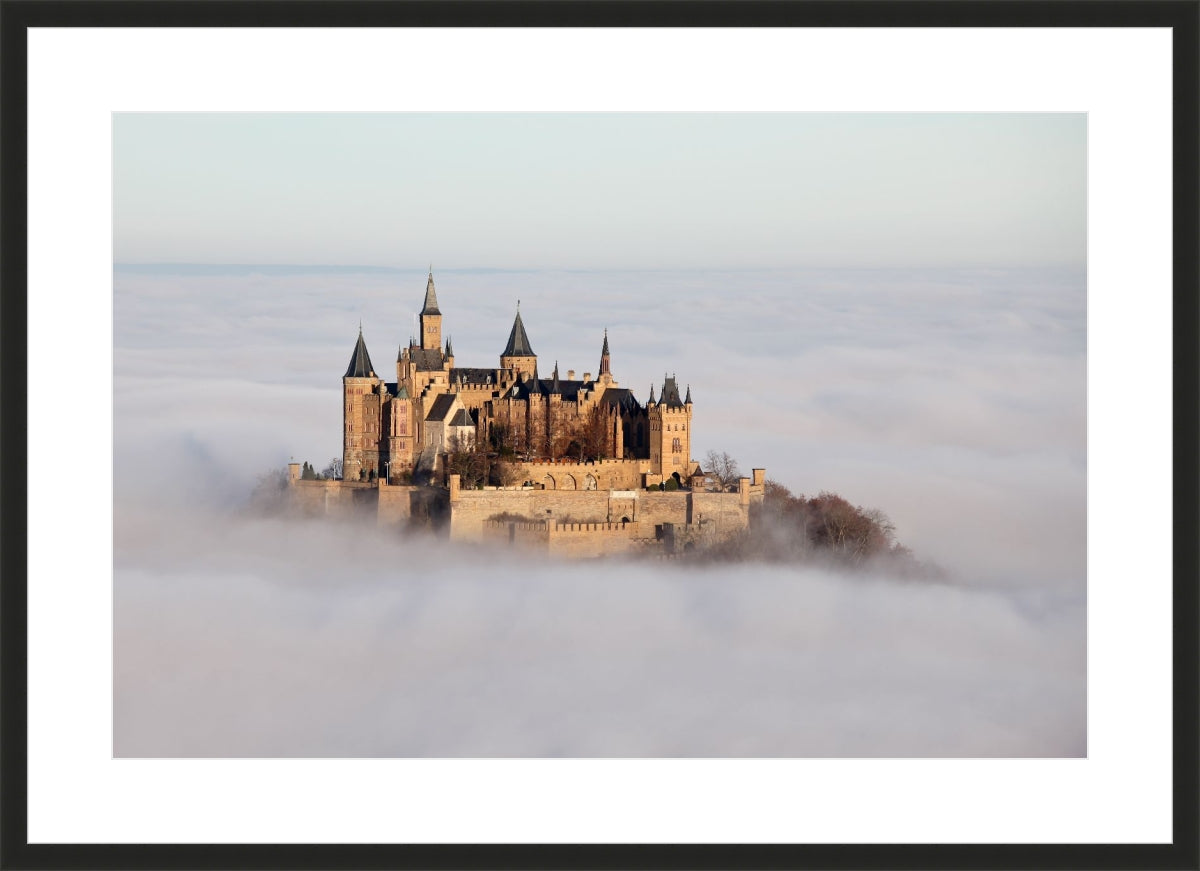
[322,457,343,480]
[445,433,490,489]
[703,450,742,491]
[489,455,522,487]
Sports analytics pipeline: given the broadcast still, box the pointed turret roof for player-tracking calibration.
[685,384,692,404]
[648,384,656,404]
[421,269,441,315]
[502,306,535,357]
[601,329,610,357]
[445,335,453,357]
[551,361,561,393]
[661,374,685,408]
[344,327,375,378]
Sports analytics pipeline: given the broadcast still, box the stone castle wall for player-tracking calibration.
[511,458,651,491]
[482,518,643,558]
[287,478,377,518]
[286,466,765,556]
[449,487,614,540]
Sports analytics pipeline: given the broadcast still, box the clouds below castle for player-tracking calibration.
[109,263,1086,756]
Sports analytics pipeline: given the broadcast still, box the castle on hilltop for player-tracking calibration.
[343,269,697,488]
[288,271,764,557]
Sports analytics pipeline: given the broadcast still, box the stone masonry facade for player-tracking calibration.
[288,271,766,557]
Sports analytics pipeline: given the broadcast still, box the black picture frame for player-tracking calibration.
[1,2,1197,869]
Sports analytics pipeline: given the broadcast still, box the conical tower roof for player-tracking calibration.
[601,329,610,357]
[344,327,375,378]
[421,269,441,315]
[502,306,536,357]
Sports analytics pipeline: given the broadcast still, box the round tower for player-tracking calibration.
[343,325,383,482]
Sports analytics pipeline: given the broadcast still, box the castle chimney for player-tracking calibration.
[567,370,575,380]
[583,372,592,382]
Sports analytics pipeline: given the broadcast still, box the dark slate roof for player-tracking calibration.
[684,384,693,404]
[660,375,685,408]
[409,347,445,371]
[421,272,441,315]
[599,387,640,413]
[502,309,535,357]
[450,368,497,386]
[426,394,458,422]
[344,330,376,378]
[448,408,475,428]
[507,377,585,401]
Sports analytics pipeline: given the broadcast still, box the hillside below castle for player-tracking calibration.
[287,271,764,556]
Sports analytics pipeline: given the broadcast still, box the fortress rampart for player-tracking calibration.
[287,460,766,558]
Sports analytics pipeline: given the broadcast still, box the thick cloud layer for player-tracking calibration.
[113,265,1086,756]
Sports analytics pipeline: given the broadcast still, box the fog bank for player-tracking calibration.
[113,265,1086,756]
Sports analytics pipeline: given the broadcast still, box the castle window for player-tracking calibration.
[672,438,681,452]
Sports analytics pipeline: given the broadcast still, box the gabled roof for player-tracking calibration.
[599,387,640,413]
[507,376,586,401]
[448,408,475,428]
[421,271,441,315]
[409,347,445,371]
[502,309,535,357]
[450,367,498,386]
[425,394,458,422]
[344,329,375,378]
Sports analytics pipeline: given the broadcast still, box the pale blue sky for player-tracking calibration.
[114,113,1085,269]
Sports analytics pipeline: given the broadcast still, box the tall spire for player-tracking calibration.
[502,306,536,357]
[344,328,375,378]
[599,328,611,376]
[445,335,453,357]
[551,361,560,393]
[421,269,441,315]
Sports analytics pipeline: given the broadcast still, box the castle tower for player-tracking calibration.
[386,385,414,481]
[597,329,613,385]
[500,303,537,381]
[343,326,383,482]
[648,373,693,479]
[420,268,442,351]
